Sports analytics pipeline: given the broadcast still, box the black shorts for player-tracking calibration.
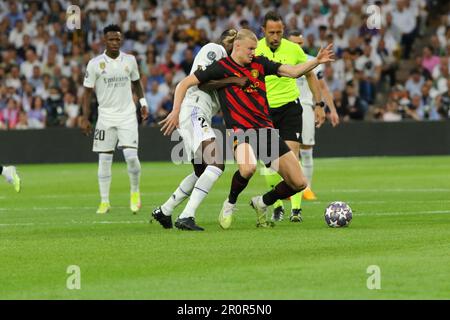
[230,128,291,167]
[269,99,303,143]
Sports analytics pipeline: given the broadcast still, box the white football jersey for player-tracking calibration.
[184,43,228,119]
[84,51,140,123]
[297,54,324,107]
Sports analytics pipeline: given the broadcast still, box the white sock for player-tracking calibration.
[123,148,141,193]
[1,166,11,181]
[179,165,223,219]
[300,148,314,187]
[98,153,113,203]
[258,195,268,208]
[161,172,198,216]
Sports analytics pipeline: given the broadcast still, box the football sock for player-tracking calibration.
[179,165,223,219]
[123,148,141,193]
[263,167,284,208]
[0,165,3,175]
[262,181,300,206]
[98,153,113,203]
[290,191,303,210]
[228,170,250,204]
[161,172,198,216]
[300,149,314,187]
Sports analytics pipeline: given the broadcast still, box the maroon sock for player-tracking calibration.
[262,181,298,206]
[228,171,249,204]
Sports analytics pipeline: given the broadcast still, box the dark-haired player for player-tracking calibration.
[152,29,247,231]
[80,24,149,214]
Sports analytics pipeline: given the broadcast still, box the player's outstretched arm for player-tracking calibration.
[131,80,149,121]
[305,72,326,128]
[319,79,340,127]
[277,44,335,78]
[159,74,200,136]
[198,76,250,91]
[80,87,93,136]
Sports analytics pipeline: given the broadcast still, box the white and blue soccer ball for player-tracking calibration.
[324,201,352,228]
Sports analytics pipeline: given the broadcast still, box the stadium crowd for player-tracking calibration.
[0,0,449,130]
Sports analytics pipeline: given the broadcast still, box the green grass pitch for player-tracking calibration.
[1,156,449,299]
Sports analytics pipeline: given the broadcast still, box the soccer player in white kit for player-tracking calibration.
[288,31,339,199]
[81,25,149,214]
[0,165,21,192]
[152,29,247,231]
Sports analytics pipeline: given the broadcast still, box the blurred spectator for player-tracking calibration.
[407,95,423,120]
[421,46,441,74]
[63,93,80,128]
[8,19,25,48]
[15,111,28,130]
[0,98,20,129]
[27,96,46,129]
[341,81,367,120]
[405,69,425,98]
[392,0,417,59]
[145,81,166,122]
[355,45,381,105]
[20,49,40,80]
[180,48,194,76]
[417,81,441,120]
[45,87,64,127]
[436,80,450,119]
[382,100,403,122]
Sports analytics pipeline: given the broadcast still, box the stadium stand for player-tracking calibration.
[0,0,448,130]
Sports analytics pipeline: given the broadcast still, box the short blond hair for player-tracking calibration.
[235,29,258,42]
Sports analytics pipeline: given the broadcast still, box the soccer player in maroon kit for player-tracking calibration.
[161,29,334,229]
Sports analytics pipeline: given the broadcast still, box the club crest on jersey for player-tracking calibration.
[207,51,216,60]
[125,65,130,73]
[250,69,259,78]
[100,62,106,70]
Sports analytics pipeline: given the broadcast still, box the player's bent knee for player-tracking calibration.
[287,178,307,193]
[239,164,256,178]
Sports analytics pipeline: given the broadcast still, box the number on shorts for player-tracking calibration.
[94,129,105,141]
[197,117,208,128]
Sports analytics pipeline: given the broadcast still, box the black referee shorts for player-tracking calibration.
[269,99,303,143]
[231,128,291,168]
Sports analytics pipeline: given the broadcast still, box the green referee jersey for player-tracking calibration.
[256,38,308,108]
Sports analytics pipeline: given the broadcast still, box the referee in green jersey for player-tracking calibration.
[256,11,326,223]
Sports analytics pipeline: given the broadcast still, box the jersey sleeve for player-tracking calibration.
[193,60,226,83]
[130,56,140,81]
[296,45,308,64]
[315,61,324,79]
[83,60,96,88]
[258,56,282,76]
[201,45,226,68]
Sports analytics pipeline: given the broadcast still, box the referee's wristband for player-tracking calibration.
[314,101,325,109]
[139,98,148,108]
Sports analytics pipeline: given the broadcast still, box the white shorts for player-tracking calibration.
[301,103,315,146]
[92,116,138,152]
[178,104,216,162]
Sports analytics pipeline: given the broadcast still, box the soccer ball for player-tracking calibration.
[324,201,352,228]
